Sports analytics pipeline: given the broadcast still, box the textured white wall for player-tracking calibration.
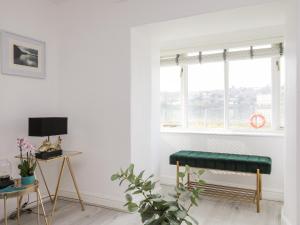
[0,0,60,219]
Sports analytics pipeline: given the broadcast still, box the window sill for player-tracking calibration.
[160,129,285,137]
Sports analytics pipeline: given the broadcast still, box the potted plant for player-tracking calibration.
[111,164,204,225]
[17,138,37,185]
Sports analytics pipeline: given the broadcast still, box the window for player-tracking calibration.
[228,58,272,130]
[188,62,224,128]
[160,43,284,132]
[160,66,182,128]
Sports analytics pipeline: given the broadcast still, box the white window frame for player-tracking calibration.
[161,42,284,134]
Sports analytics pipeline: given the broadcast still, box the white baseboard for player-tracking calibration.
[281,208,293,225]
[160,175,284,202]
[59,190,127,212]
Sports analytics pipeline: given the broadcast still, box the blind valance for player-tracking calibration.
[160,43,283,66]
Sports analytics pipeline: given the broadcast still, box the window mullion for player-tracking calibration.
[272,57,280,130]
[181,65,188,128]
[224,60,229,130]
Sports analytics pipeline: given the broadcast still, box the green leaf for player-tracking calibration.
[128,164,134,174]
[178,172,185,178]
[138,170,145,179]
[111,174,119,181]
[132,190,143,195]
[168,206,178,212]
[125,193,132,202]
[128,174,135,183]
[128,202,138,212]
[185,165,190,173]
[198,169,205,176]
[190,196,198,206]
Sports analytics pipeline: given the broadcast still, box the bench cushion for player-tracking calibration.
[170,150,272,174]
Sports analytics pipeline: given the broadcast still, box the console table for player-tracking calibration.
[16,151,85,223]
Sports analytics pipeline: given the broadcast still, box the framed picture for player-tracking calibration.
[1,31,46,78]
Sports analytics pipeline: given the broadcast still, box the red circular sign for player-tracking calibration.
[249,113,266,129]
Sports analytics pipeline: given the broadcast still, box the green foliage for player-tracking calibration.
[18,152,36,177]
[111,164,205,225]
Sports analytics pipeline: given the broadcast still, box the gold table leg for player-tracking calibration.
[50,157,66,224]
[4,195,7,225]
[66,157,85,211]
[37,188,49,225]
[17,196,20,225]
[37,160,53,202]
[36,192,40,225]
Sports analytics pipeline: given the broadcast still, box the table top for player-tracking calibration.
[15,150,82,162]
[0,181,38,199]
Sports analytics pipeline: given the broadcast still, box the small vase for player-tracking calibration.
[21,175,35,185]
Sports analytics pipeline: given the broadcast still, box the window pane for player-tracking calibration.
[160,66,182,128]
[188,62,224,128]
[229,58,272,130]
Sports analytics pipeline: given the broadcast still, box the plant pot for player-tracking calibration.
[21,175,35,186]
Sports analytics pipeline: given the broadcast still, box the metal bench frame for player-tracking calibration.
[176,161,262,213]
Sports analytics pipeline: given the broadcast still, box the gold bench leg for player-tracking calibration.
[176,161,180,187]
[256,169,260,213]
[259,173,262,200]
[187,172,191,189]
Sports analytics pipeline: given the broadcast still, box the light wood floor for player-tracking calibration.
[8,197,282,225]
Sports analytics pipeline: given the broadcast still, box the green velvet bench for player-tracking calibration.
[169,150,272,213]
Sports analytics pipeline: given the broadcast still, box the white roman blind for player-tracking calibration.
[160,43,283,66]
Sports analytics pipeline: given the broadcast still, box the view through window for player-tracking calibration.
[160,44,285,132]
[188,62,224,129]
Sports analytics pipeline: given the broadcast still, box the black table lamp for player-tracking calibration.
[29,117,68,139]
[29,117,68,159]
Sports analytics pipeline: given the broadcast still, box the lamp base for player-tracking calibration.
[35,150,63,160]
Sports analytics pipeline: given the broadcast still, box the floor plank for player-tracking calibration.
[11,196,281,225]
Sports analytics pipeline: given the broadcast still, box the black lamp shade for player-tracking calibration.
[28,117,68,137]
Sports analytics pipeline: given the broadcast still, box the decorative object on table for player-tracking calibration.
[0,159,14,189]
[0,31,46,78]
[17,138,36,185]
[28,117,68,159]
[111,164,204,225]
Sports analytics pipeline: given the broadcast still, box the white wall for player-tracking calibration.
[0,0,60,219]
[160,133,284,200]
[131,29,160,177]
[282,0,299,224]
[57,0,283,209]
